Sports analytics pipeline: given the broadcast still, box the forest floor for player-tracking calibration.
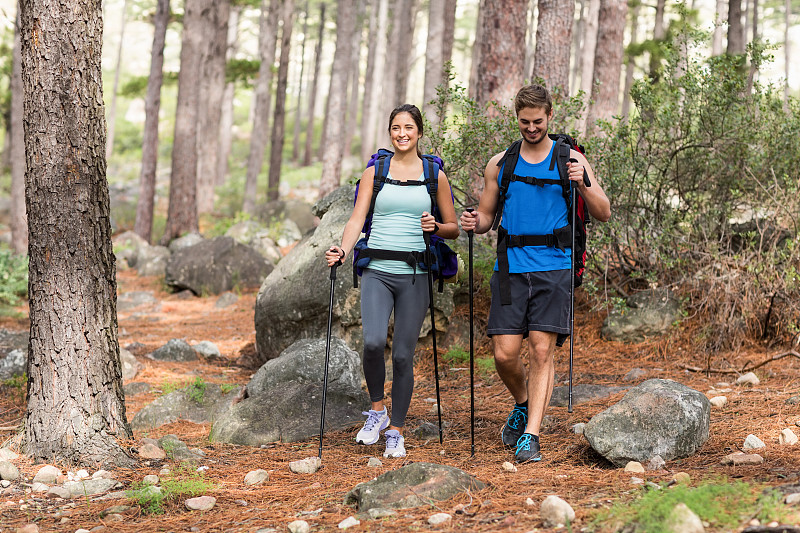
[1,269,800,532]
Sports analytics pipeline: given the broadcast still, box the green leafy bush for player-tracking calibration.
[0,248,28,308]
[126,468,216,515]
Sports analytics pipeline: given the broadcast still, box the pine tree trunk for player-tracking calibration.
[712,0,726,56]
[585,0,627,134]
[319,0,356,198]
[727,0,745,55]
[474,0,529,109]
[784,0,791,110]
[243,0,280,214]
[369,0,389,151]
[524,0,535,83]
[570,0,585,96]
[423,0,445,120]
[196,0,231,214]
[393,0,417,105]
[217,6,242,186]
[20,0,132,467]
[343,0,365,160]
[134,0,170,243]
[621,1,640,119]
[360,0,379,161]
[10,11,26,255]
[442,0,457,84]
[106,0,129,161]
[532,0,574,95]
[303,2,325,166]
[469,0,486,99]
[292,1,309,162]
[266,0,295,202]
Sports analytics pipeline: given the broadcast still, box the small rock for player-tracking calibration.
[142,475,159,486]
[244,469,269,486]
[0,448,19,461]
[63,479,122,497]
[139,443,166,460]
[672,472,691,484]
[624,461,645,473]
[540,495,575,528]
[501,461,517,472]
[368,508,397,519]
[106,514,124,522]
[289,457,321,474]
[192,341,222,360]
[779,428,798,445]
[159,467,171,476]
[100,505,132,517]
[75,530,91,533]
[427,513,451,525]
[749,519,761,526]
[75,469,90,480]
[15,524,39,533]
[287,520,310,533]
[647,455,666,471]
[90,526,106,532]
[46,486,71,499]
[630,476,645,484]
[721,452,764,465]
[525,497,535,507]
[215,292,239,308]
[234,499,248,506]
[736,372,760,386]
[787,396,800,405]
[646,481,662,490]
[785,493,800,505]
[0,460,21,481]
[92,470,114,480]
[366,457,382,467]
[743,434,766,450]
[196,465,209,472]
[709,396,727,408]
[623,368,648,381]
[572,423,585,435]
[32,465,61,484]
[31,482,49,492]
[668,502,704,533]
[338,516,360,529]
[185,495,216,511]
[1,479,10,487]
[714,382,731,389]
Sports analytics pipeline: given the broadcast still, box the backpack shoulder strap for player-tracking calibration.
[368,153,392,222]
[491,140,522,231]
[422,156,440,215]
[549,135,573,202]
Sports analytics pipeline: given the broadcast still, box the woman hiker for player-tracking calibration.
[325,104,458,458]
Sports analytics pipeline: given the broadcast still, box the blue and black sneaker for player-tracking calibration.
[501,404,528,447]
[515,433,542,463]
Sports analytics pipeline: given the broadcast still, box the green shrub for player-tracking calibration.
[126,468,216,514]
[0,248,28,308]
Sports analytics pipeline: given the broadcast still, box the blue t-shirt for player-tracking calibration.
[367,173,430,274]
[495,141,571,273]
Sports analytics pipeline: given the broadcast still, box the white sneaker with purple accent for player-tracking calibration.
[355,409,389,445]
[383,429,406,458]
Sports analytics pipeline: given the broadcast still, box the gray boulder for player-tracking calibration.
[0,349,26,381]
[602,289,681,342]
[117,291,158,312]
[165,236,273,295]
[168,232,205,253]
[136,244,171,277]
[256,199,316,235]
[0,328,28,357]
[130,383,238,432]
[344,462,485,512]
[148,339,197,362]
[112,231,148,269]
[583,379,710,467]
[210,337,368,445]
[119,349,143,381]
[225,221,282,265]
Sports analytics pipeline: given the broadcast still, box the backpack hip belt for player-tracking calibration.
[352,247,428,288]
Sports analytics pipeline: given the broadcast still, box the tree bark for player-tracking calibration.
[292,1,309,163]
[442,0,457,84]
[727,0,745,55]
[106,0,129,161]
[134,0,170,243]
[393,0,417,104]
[217,6,242,186]
[570,0,585,96]
[423,0,445,120]
[712,0,726,56]
[474,0,528,109]
[621,1,640,119]
[360,0,379,161]
[162,0,214,243]
[266,0,295,202]
[10,10,26,254]
[303,2,325,166]
[469,0,486,99]
[585,0,627,134]
[532,0,574,96]
[20,0,132,467]
[196,0,231,214]
[369,0,389,151]
[319,0,357,198]
[243,0,280,215]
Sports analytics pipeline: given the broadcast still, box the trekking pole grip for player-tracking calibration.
[569,157,591,188]
[329,249,344,280]
[466,207,475,235]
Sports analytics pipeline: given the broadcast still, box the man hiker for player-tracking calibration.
[460,84,611,463]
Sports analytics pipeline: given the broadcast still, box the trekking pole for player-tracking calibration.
[423,232,444,444]
[466,208,476,457]
[319,251,343,459]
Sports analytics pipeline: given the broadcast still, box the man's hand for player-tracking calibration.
[460,210,479,232]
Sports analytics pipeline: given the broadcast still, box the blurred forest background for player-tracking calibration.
[0,0,798,352]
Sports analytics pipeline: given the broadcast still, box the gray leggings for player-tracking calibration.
[361,268,429,428]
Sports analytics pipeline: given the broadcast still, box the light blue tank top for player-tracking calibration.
[367,173,430,274]
[495,141,571,273]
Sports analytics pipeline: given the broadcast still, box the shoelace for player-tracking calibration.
[385,432,402,449]
[507,407,527,429]
[361,411,384,431]
[516,433,533,451]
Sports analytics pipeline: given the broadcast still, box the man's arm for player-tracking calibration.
[568,149,611,222]
[460,151,505,234]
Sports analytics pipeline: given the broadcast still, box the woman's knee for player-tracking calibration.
[363,337,387,360]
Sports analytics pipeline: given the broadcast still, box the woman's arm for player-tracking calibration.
[421,170,459,239]
[325,168,374,266]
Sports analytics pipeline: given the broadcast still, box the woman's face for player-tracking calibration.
[389,112,421,153]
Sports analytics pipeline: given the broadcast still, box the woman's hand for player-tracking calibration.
[420,211,438,233]
[325,246,345,267]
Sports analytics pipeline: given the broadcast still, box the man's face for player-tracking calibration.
[517,106,553,146]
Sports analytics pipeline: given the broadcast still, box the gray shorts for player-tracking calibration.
[487,270,571,343]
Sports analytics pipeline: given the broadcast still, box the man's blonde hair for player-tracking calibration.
[514,84,552,116]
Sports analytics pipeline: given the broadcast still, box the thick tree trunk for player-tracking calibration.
[442,0,457,83]
[621,1,640,119]
[162,0,213,243]
[10,11,26,254]
[217,6,242,186]
[196,0,231,214]
[20,0,132,467]
[712,0,726,56]
[292,1,309,163]
[343,0,365,160]
[393,0,417,105]
[474,0,528,109]
[369,0,389,151]
[360,0,379,161]
[266,0,295,202]
[585,0,627,134]
[319,0,356,198]
[570,0,585,96]
[576,0,598,134]
[303,2,325,166]
[727,0,745,55]
[106,0,129,161]
[243,0,280,214]
[532,0,574,95]
[134,0,170,243]
[469,0,485,99]
[423,0,445,120]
